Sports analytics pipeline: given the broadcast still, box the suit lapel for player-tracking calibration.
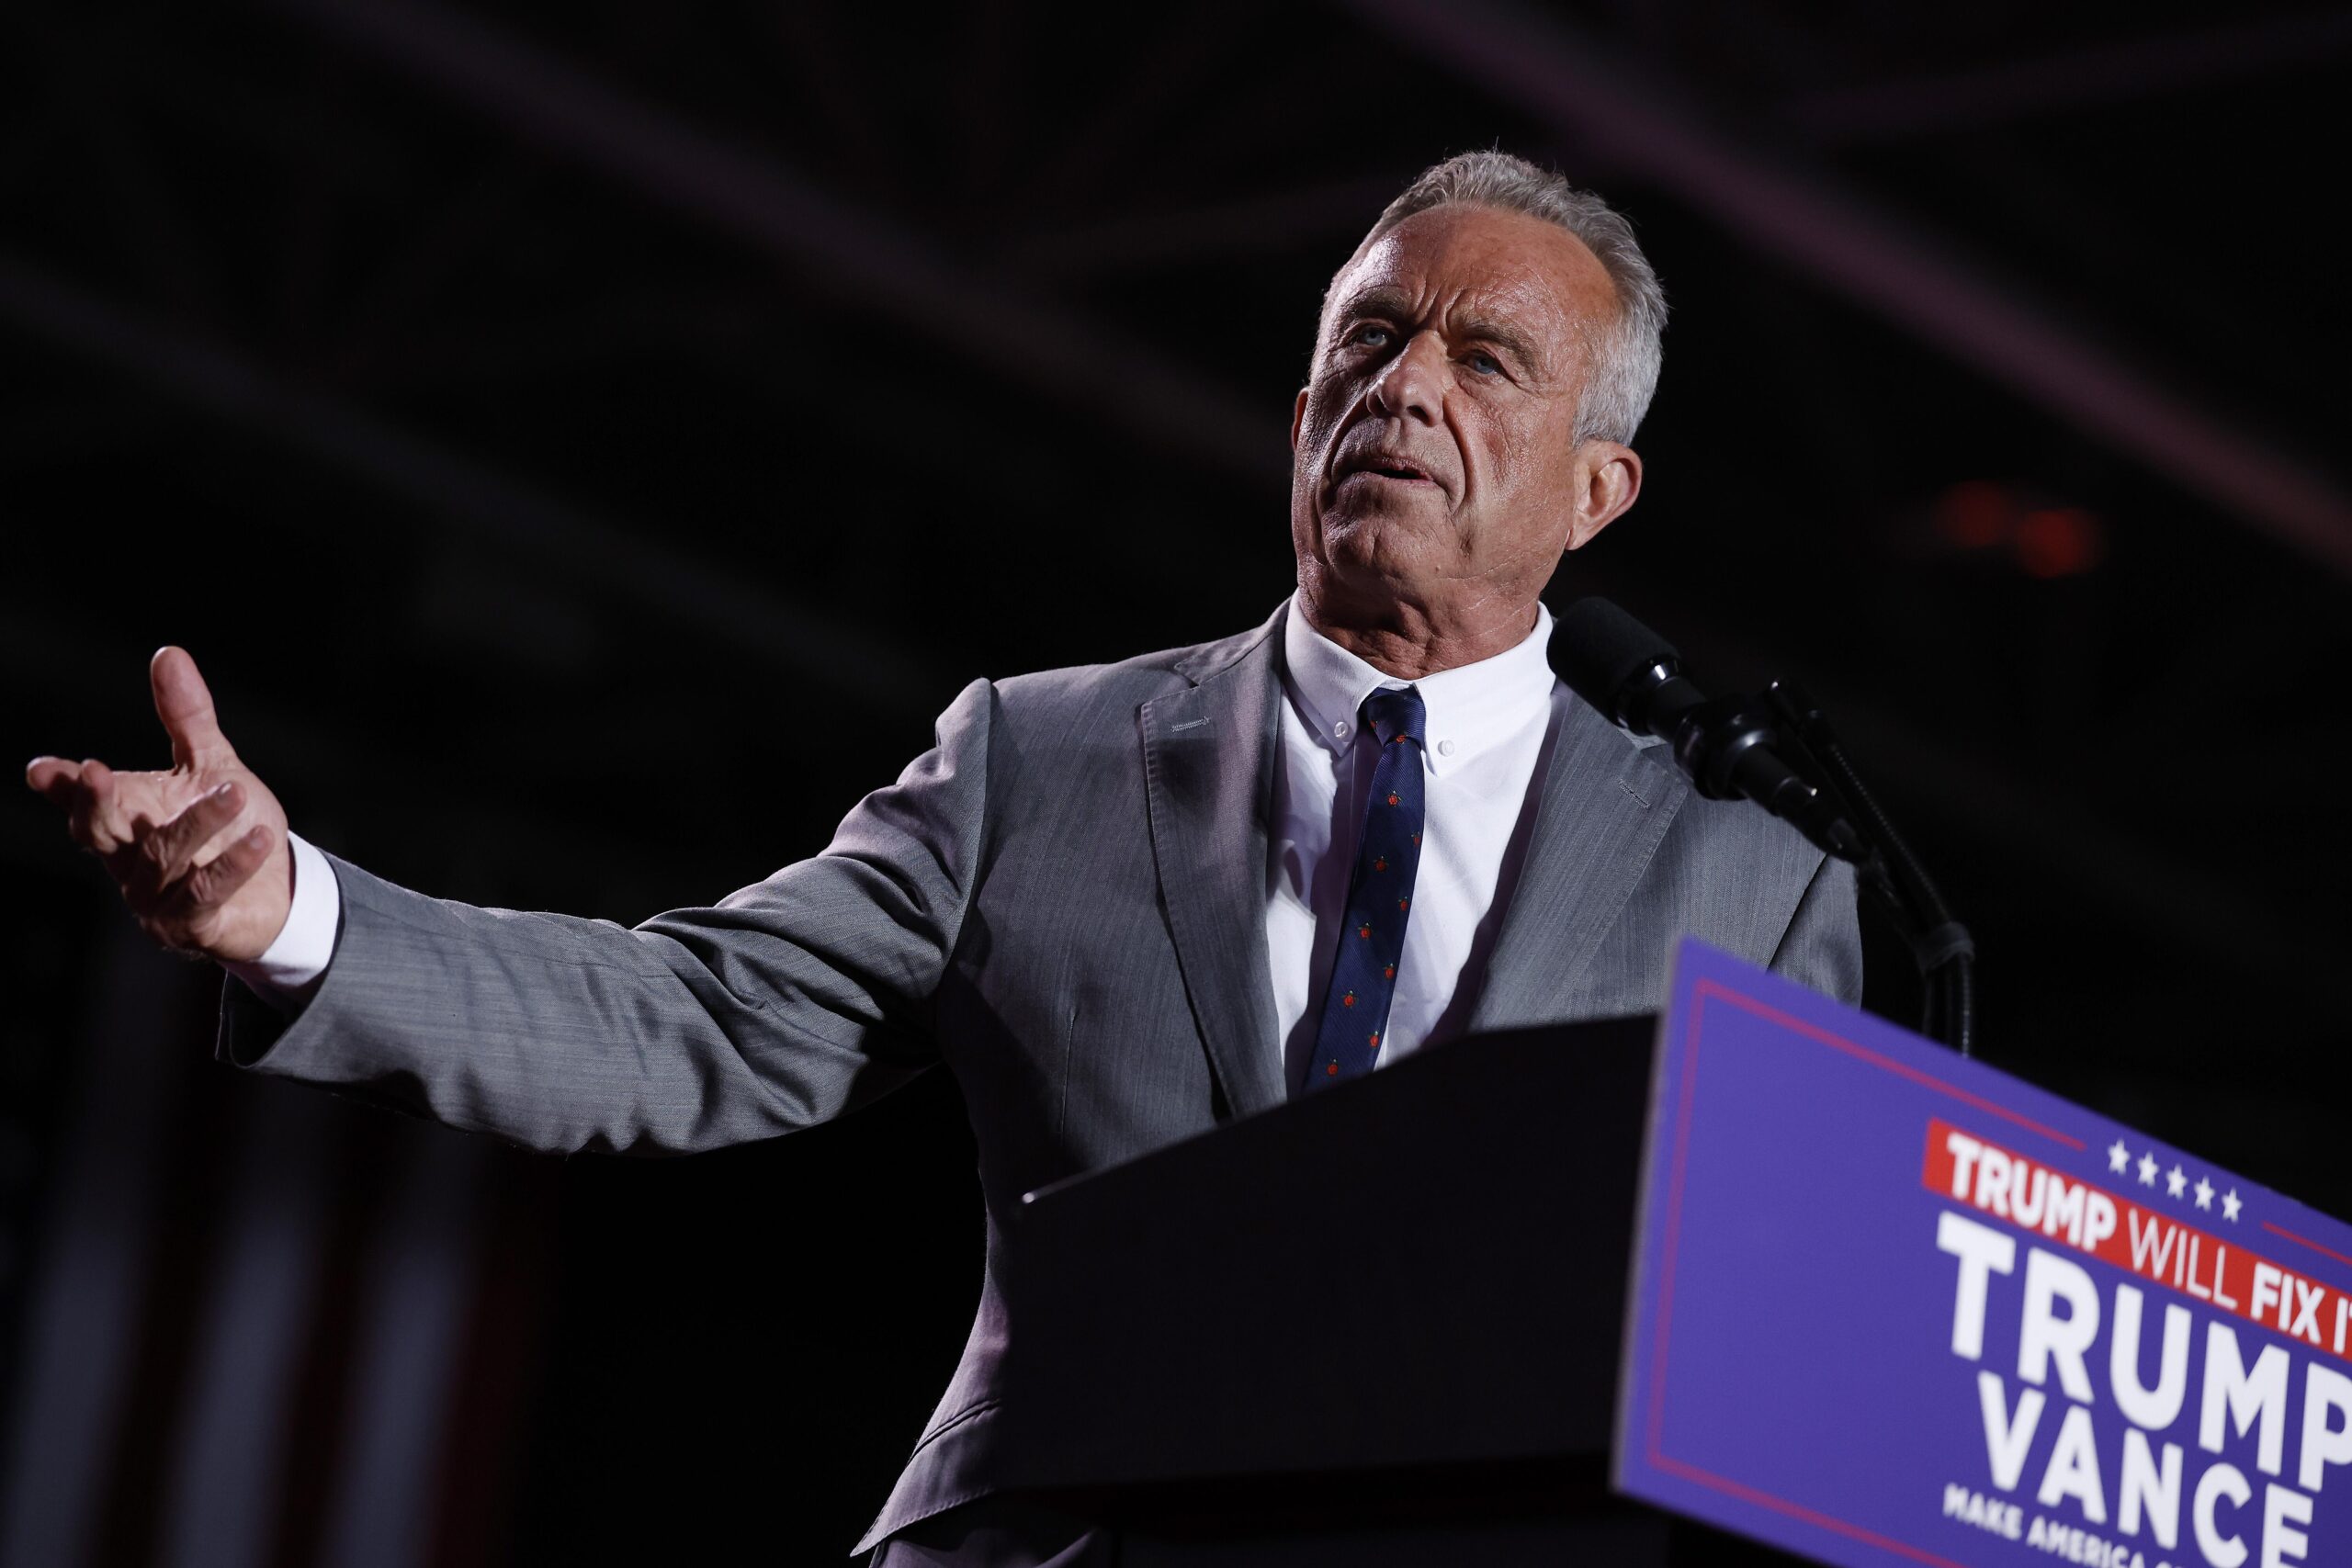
[1468,694,1690,1031]
[1140,611,1288,1121]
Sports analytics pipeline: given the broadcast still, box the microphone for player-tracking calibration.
[1551,598,1867,863]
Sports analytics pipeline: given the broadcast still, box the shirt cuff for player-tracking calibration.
[220,831,342,1004]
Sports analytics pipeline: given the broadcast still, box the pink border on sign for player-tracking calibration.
[2266,1222,2352,1274]
[1640,978,2088,1568]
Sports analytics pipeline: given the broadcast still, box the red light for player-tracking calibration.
[1936,481,2013,548]
[2013,508,2103,578]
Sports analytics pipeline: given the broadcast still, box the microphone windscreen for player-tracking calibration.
[1550,597,1679,719]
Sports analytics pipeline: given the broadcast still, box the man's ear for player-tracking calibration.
[1290,388,1309,452]
[1566,442,1643,551]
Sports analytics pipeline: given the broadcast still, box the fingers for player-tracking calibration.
[26,761,84,822]
[33,758,141,859]
[132,779,245,886]
[26,756,125,856]
[150,647,232,769]
[27,758,99,854]
[73,760,127,855]
[25,751,81,789]
[177,823,272,915]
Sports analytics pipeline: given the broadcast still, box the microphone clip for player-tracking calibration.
[1659,689,1871,867]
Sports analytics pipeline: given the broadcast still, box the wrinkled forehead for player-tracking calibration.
[1317,203,1617,360]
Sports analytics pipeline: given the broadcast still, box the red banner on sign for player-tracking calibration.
[1921,1117,2352,1364]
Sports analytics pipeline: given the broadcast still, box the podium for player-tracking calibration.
[992,1019,1790,1565]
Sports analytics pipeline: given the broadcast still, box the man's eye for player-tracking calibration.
[1464,350,1502,376]
[1350,324,1394,349]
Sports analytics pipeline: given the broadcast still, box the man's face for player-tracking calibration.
[1290,202,1636,627]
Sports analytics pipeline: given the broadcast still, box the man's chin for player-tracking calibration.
[1319,491,1449,541]
[1313,511,1450,584]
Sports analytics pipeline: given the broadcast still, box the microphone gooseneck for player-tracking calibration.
[1551,598,1866,865]
[1549,596,1977,1056]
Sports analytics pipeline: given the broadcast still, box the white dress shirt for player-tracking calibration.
[1267,595,1565,1089]
[220,830,339,1001]
[232,597,1571,1073]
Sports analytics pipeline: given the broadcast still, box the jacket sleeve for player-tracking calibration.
[215,678,996,1156]
[1766,852,1864,1008]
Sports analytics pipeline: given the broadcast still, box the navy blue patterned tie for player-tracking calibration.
[1301,685,1427,1094]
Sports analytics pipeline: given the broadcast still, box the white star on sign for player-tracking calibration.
[2195,1177,2215,1210]
[2222,1190,2243,1223]
[2138,1153,2160,1187]
[2166,1166,2188,1200]
[2108,1139,2131,1174]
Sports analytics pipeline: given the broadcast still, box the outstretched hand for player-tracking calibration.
[27,648,293,962]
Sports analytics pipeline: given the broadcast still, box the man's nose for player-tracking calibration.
[1366,333,1445,424]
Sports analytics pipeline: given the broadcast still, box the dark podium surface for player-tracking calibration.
[994,1019,1799,1565]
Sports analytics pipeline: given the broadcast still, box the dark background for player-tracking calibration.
[6,1,2351,1563]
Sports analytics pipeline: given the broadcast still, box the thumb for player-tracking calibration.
[150,647,232,767]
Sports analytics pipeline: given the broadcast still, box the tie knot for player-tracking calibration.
[1360,685,1426,749]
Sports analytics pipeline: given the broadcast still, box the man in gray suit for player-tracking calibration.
[29,152,1859,1564]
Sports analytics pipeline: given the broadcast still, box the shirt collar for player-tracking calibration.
[1279,592,1557,775]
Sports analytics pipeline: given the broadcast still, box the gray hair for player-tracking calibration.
[1331,151,1668,446]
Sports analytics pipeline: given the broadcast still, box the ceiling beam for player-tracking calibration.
[996,174,1408,282]
[1340,0,2352,581]
[0,253,942,713]
[265,0,1285,491]
[1784,10,2352,145]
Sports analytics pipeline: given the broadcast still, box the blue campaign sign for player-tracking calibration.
[1614,939,2352,1568]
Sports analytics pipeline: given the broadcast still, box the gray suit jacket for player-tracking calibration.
[216,601,1860,1551]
